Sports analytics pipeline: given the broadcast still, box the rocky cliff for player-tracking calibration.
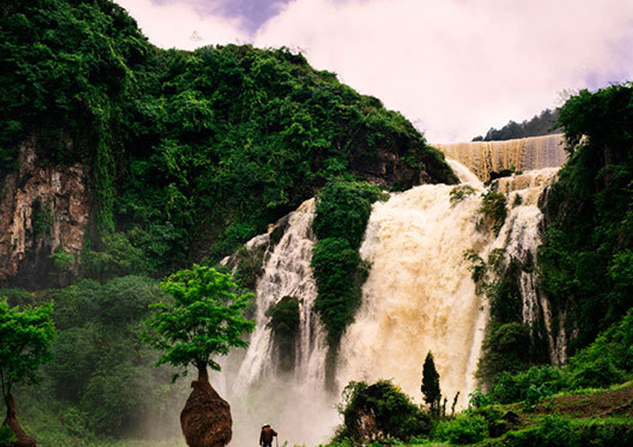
[0,137,90,288]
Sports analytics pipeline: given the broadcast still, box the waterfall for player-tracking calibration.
[336,164,560,409]
[435,134,567,181]
[336,179,491,409]
[220,199,338,447]
[222,137,568,445]
[233,199,327,389]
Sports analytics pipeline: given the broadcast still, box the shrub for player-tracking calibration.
[450,185,476,206]
[479,191,507,235]
[468,388,492,409]
[490,365,565,404]
[0,425,16,447]
[503,416,579,447]
[434,413,488,445]
[523,383,553,411]
[336,380,429,442]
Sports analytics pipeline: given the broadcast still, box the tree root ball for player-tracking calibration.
[181,380,232,447]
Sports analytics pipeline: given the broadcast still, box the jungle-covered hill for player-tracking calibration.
[0,0,456,288]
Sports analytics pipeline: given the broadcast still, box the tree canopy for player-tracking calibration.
[144,265,255,380]
[472,108,560,142]
[0,298,56,405]
[421,351,441,413]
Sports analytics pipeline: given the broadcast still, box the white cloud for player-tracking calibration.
[255,0,633,141]
[115,0,633,142]
[116,0,248,50]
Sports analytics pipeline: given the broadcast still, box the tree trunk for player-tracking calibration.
[196,361,209,383]
[3,394,36,447]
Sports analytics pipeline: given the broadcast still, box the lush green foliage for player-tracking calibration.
[0,298,56,403]
[464,247,543,385]
[335,380,429,442]
[478,322,531,383]
[472,108,560,142]
[266,295,300,371]
[49,276,175,435]
[433,413,488,444]
[1,277,188,439]
[313,181,387,249]
[145,265,255,376]
[0,425,15,447]
[312,181,386,347]
[489,307,633,404]
[499,416,633,447]
[538,82,633,353]
[421,351,442,413]
[479,191,507,236]
[449,185,476,207]
[1,0,454,278]
[312,238,365,345]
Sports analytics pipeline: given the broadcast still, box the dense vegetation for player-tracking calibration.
[472,108,560,142]
[0,278,189,442]
[538,83,633,353]
[311,181,387,345]
[266,295,301,372]
[0,0,453,285]
[311,181,387,384]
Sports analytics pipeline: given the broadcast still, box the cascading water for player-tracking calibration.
[222,137,567,445]
[233,199,327,390]
[336,163,562,409]
[490,169,567,364]
[336,175,491,409]
[220,199,339,447]
[435,134,567,181]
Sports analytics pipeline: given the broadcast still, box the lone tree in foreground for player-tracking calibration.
[145,265,255,447]
[421,351,442,415]
[0,299,56,447]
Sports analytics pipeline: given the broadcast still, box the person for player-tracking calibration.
[259,423,278,447]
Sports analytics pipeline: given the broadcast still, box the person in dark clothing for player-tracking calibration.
[260,424,278,447]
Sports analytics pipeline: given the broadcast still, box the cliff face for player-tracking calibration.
[0,137,90,288]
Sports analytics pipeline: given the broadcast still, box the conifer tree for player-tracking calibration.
[421,351,441,414]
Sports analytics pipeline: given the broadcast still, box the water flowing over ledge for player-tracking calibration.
[434,134,567,181]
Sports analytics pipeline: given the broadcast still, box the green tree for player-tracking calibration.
[144,265,256,383]
[0,299,56,440]
[422,351,442,414]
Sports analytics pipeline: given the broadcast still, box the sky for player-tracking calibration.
[114,0,633,143]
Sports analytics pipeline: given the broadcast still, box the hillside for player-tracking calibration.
[0,0,456,289]
[472,108,560,142]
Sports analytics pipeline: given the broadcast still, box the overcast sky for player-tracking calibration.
[114,0,633,143]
